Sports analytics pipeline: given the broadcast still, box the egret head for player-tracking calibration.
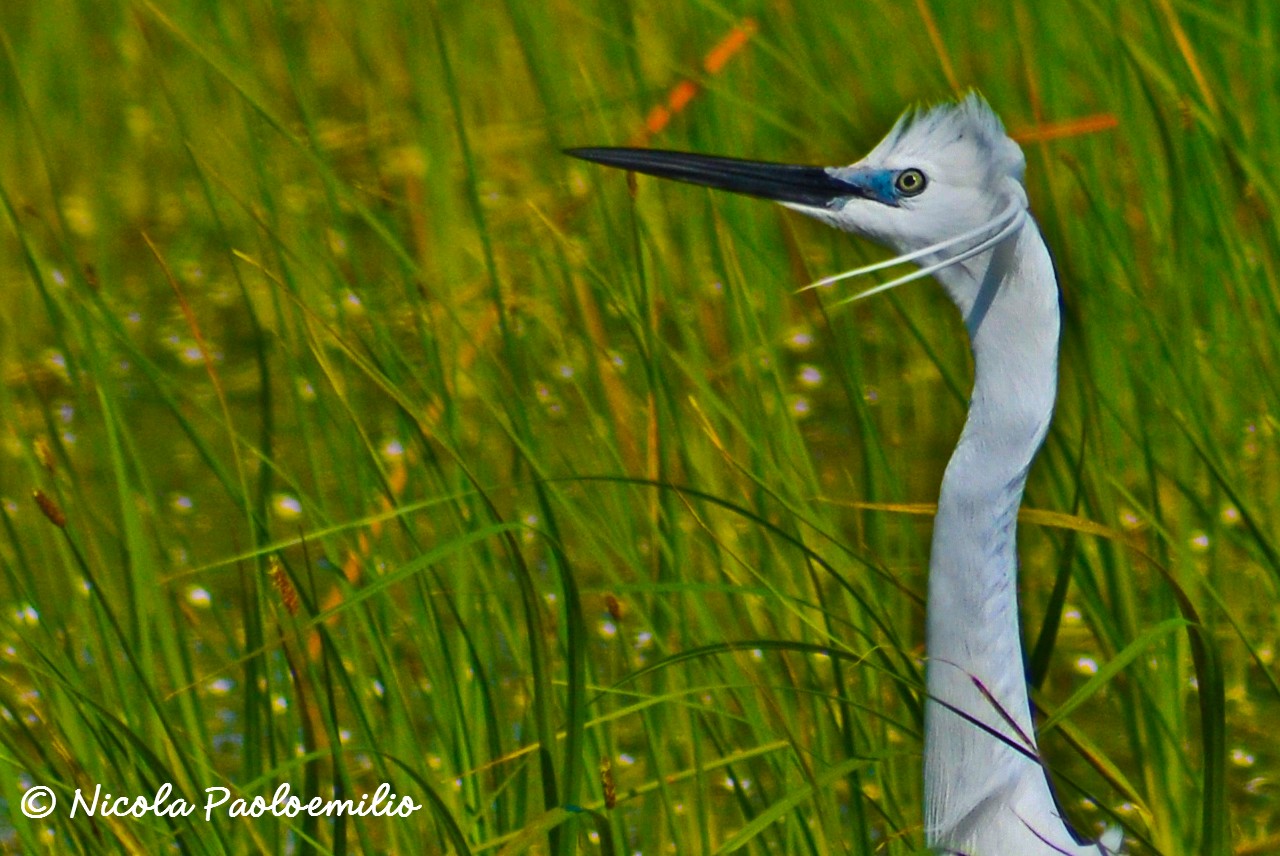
[566,94,1031,308]
[799,94,1027,254]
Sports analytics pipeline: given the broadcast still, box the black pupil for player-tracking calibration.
[901,171,919,189]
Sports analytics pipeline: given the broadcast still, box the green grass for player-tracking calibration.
[1,0,1277,853]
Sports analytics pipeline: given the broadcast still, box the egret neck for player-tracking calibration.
[923,215,1095,854]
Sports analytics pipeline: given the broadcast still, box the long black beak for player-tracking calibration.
[565,147,863,209]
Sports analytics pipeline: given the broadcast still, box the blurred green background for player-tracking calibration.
[1,1,1277,853]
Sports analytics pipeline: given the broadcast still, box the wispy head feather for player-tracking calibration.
[799,94,1031,304]
[866,93,1025,190]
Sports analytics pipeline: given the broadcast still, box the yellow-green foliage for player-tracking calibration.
[0,1,1276,854]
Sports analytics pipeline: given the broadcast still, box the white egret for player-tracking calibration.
[568,95,1122,855]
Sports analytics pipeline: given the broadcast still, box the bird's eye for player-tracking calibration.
[895,168,927,197]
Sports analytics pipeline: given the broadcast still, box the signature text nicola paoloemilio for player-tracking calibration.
[63,782,422,821]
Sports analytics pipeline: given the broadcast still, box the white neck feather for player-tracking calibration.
[922,220,1106,855]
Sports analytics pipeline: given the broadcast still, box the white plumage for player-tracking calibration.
[570,94,1121,855]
